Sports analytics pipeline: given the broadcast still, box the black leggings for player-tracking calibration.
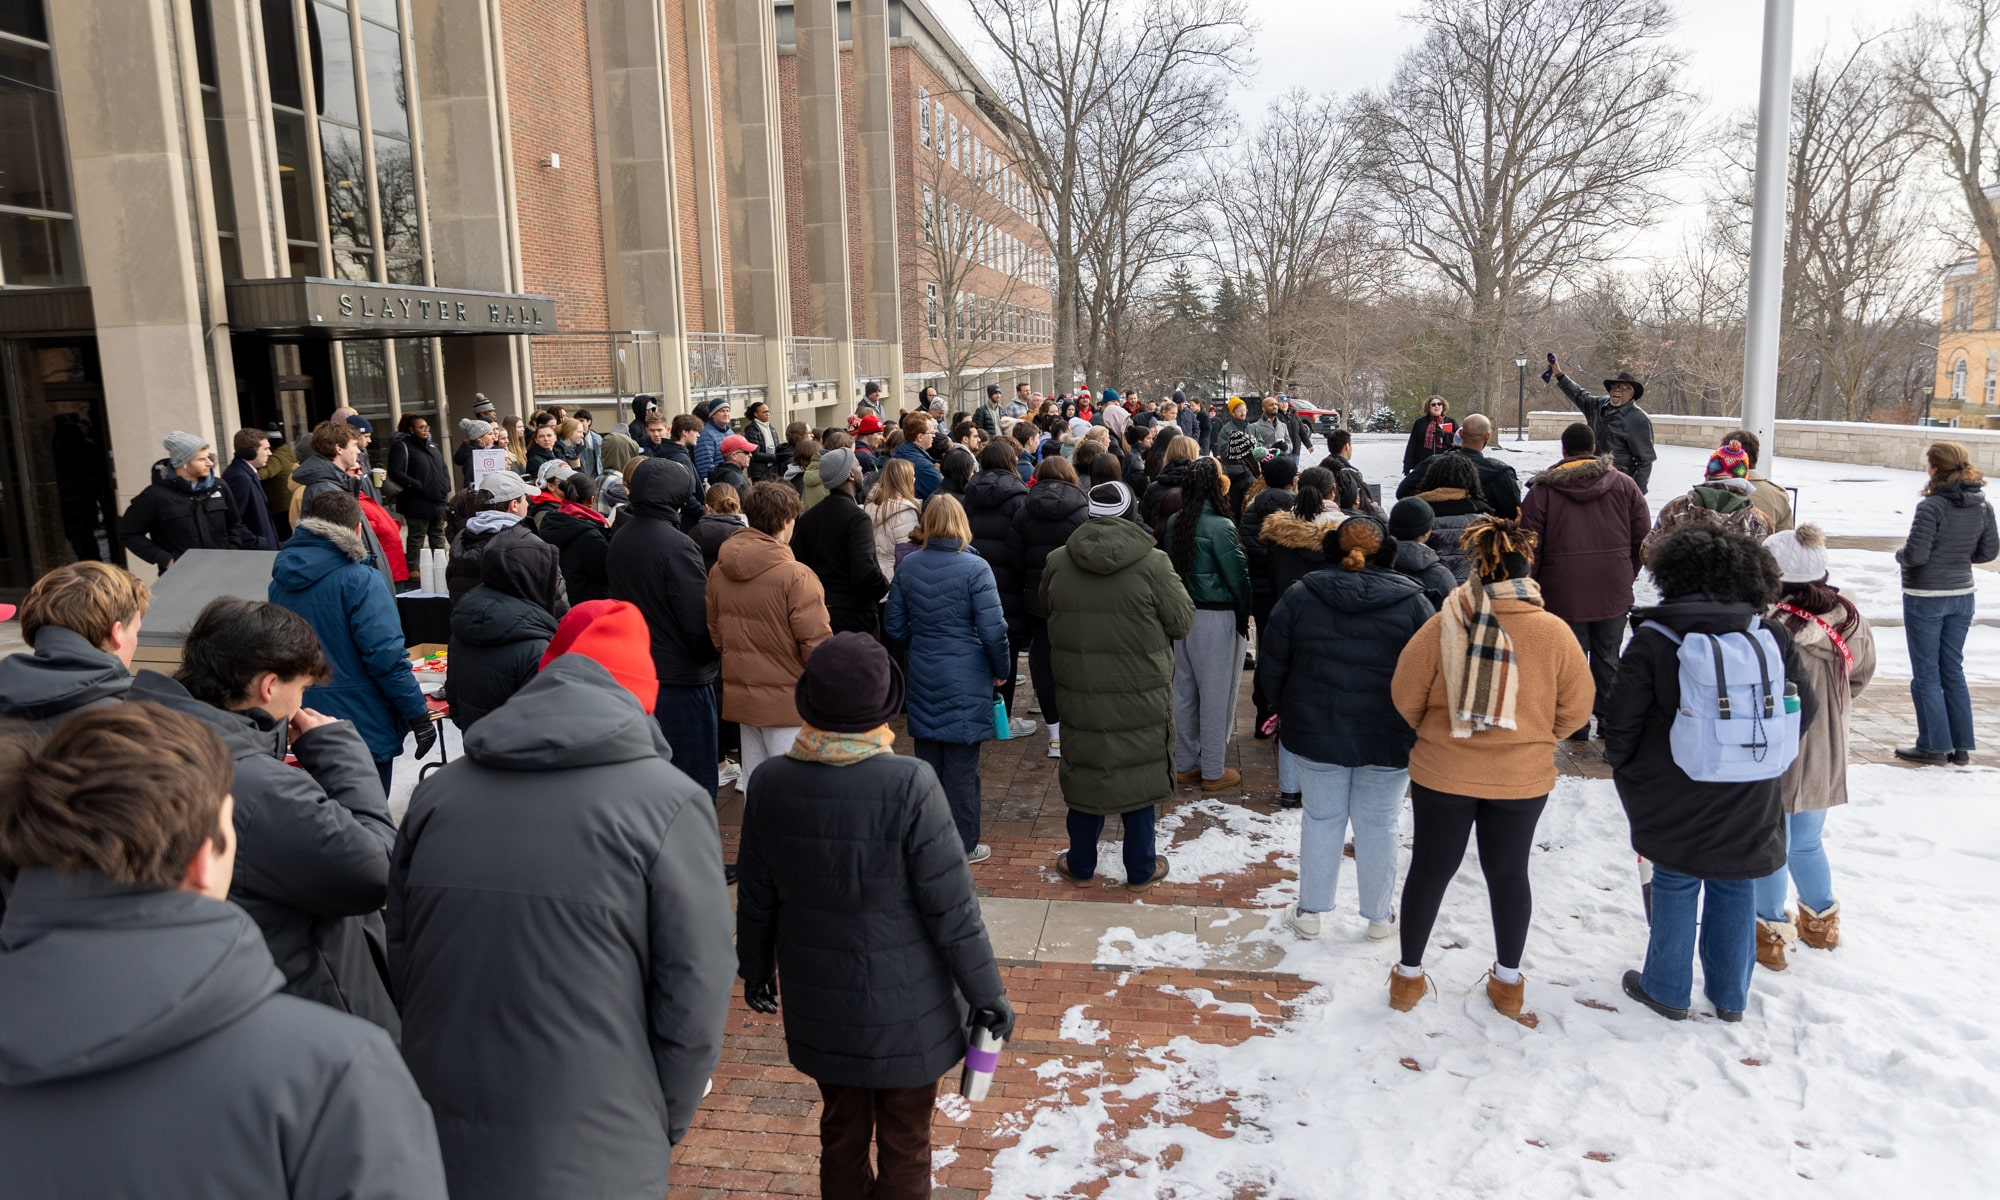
[1398,784,1548,971]
[1026,617,1060,726]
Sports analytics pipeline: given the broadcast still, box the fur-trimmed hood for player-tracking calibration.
[1258,507,1344,552]
[1527,454,1614,490]
[295,516,368,560]
[271,516,369,592]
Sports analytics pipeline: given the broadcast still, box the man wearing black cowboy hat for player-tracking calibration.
[1549,356,1656,494]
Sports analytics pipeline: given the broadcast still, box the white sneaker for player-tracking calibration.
[1367,914,1398,941]
[1285,905,1323,940]
[967,843,992,864]
[1008,716,1037,738]
[1027,696,1042,714]
[1047,737,1062,759]
[717,759,741,788]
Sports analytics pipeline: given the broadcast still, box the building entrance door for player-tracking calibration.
[0,338,117,592]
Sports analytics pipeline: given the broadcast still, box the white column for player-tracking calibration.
[1740,0,1794,453]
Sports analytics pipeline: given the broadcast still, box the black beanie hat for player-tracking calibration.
[1388,496,1436,541]
[795,632,904,733]
[1260,456,1298,489]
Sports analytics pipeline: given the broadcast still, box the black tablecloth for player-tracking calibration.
[397,595,452,647]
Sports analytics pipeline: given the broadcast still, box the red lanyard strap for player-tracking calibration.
[1775,601,1853,673]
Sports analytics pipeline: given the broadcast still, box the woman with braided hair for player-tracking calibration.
[1388,516,1594,1024]
[1162,457,1252,792]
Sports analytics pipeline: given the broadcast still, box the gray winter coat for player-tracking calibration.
[1897,481,2000,593]
[130,671,400,1036]
[0,625,131,729]
[388,656,735,1200]
[0,869,446,1199]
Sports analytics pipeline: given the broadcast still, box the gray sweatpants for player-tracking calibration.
[1173,608,1244,780]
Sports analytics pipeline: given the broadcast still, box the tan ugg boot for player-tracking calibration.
[1484,971,1536,1027]
[1388,967,1430,1012]
[1796,902,1840,951]
[1755,918,1793,971]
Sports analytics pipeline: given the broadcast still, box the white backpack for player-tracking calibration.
[1639,620,1801,783]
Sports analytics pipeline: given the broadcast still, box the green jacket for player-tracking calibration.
[1163,502,1252,615]
[1040,518,1196,814]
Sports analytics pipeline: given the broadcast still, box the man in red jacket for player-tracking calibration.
[1518,422,1652,740]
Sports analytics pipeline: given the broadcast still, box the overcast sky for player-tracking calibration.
[925,0,1945,265]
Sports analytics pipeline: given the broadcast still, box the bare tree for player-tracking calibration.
[1900,0,2000,303]
[907,144,1038,405]
[1356,0,1695,407]
[965,0,1251,391]
[1208,90,1370,392]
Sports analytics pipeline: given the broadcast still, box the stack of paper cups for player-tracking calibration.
[419,548,441,594]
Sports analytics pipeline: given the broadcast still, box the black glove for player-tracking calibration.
[746,977,779,1014]
[976,994,1016,1041]
[409,717,438,758]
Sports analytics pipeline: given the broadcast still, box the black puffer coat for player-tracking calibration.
[1237,486,1296,602]
[1007,479,1089,620]
[1415,487,1489,583]
[128,672,400,1037]
[1257,509,1344,600]
[0,626,131,731]
[537,504,613,604]
[1897,480,2000,592]
[693,512,746,568]
[792,490,889,636]
[1603,599,1819,880]
[446,512,541,606]
[389,657,734,1200]
[1391,539,1458,610]
[963,467,1029,637]
[736,751,1007,1088]
[1258,564,1431,768]
[118,470,250,570]
[1140,457,1190,535]
[607,458,719,687]
[389,431,452,521]
[445,533,563,730]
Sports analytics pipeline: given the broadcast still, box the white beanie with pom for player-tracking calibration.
[1764,523,1828,584]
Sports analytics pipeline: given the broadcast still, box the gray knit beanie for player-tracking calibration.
[163,430,209,469]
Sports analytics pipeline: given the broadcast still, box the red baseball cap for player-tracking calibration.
[852,413,884,435]
[719,434,756,455]
[539,600,659,713]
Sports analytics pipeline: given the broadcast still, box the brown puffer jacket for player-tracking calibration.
[706,529,832,726]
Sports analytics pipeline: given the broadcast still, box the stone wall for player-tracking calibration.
[1526,411,2000,475]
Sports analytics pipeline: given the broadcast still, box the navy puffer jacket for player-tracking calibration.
[962,468,1028,637]
[1007,479,1089,619]
[1255,565,1432,768]
[884,538,1010,744]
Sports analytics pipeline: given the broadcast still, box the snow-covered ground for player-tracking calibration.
[990,765,2000,1197]
[1344,435,2000,681]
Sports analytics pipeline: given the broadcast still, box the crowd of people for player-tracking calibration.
[1,369,1995,1197]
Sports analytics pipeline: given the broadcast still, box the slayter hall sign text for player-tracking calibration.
[336,290,549,329]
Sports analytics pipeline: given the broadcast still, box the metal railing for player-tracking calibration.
[854,338,895,388]
[787,336,840,389]
[687,332,769,398]
[532,330,665,399]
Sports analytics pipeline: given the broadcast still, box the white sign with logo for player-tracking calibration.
[471,448,509,479]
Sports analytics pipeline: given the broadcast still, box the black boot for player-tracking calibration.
[1621,970,1688,1021]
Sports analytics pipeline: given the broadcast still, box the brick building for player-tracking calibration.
[0,0,1050,589]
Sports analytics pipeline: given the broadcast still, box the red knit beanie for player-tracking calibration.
[539,600,659,713]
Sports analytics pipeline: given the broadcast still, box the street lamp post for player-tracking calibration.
[1515,358,1528,442]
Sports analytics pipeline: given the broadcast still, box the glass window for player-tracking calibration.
[342,339,390,411]
[358,0,399,24]
[0,0,47,41]
[321,123,372,254]
[394,337,433,406]
[0,210,78,286]
[0,39,70,214]
[309,2,360,126]
[921,185,934,244]
[361,19,410,137]
[918,86,930,146]
[262,0,304,109]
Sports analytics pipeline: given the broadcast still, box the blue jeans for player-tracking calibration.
[1753,809,1834,921]
[655,682,720,799]
[1904,592,1976,754]
[1294,757,1405,921]
[1277,743,1299,794]
[1065,806,1158,885]
[1641,865,1756,1013]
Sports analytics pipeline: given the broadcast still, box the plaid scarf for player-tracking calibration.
[786,725,896,766]
[1438,577,1543,738]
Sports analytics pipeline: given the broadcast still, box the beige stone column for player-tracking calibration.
[407,0,525,412]
[209,0,282,273]
[792,0,858,413]
[850,0,903,401]
[47,0,217,515]
[680,0,727,331]
[587,0,690,410]
[711,0,790,343]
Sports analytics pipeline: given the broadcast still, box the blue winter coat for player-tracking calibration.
[893,441,945,501]
[269,517,429,762]
[694,421,728,480]
[884,538,1010,744]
